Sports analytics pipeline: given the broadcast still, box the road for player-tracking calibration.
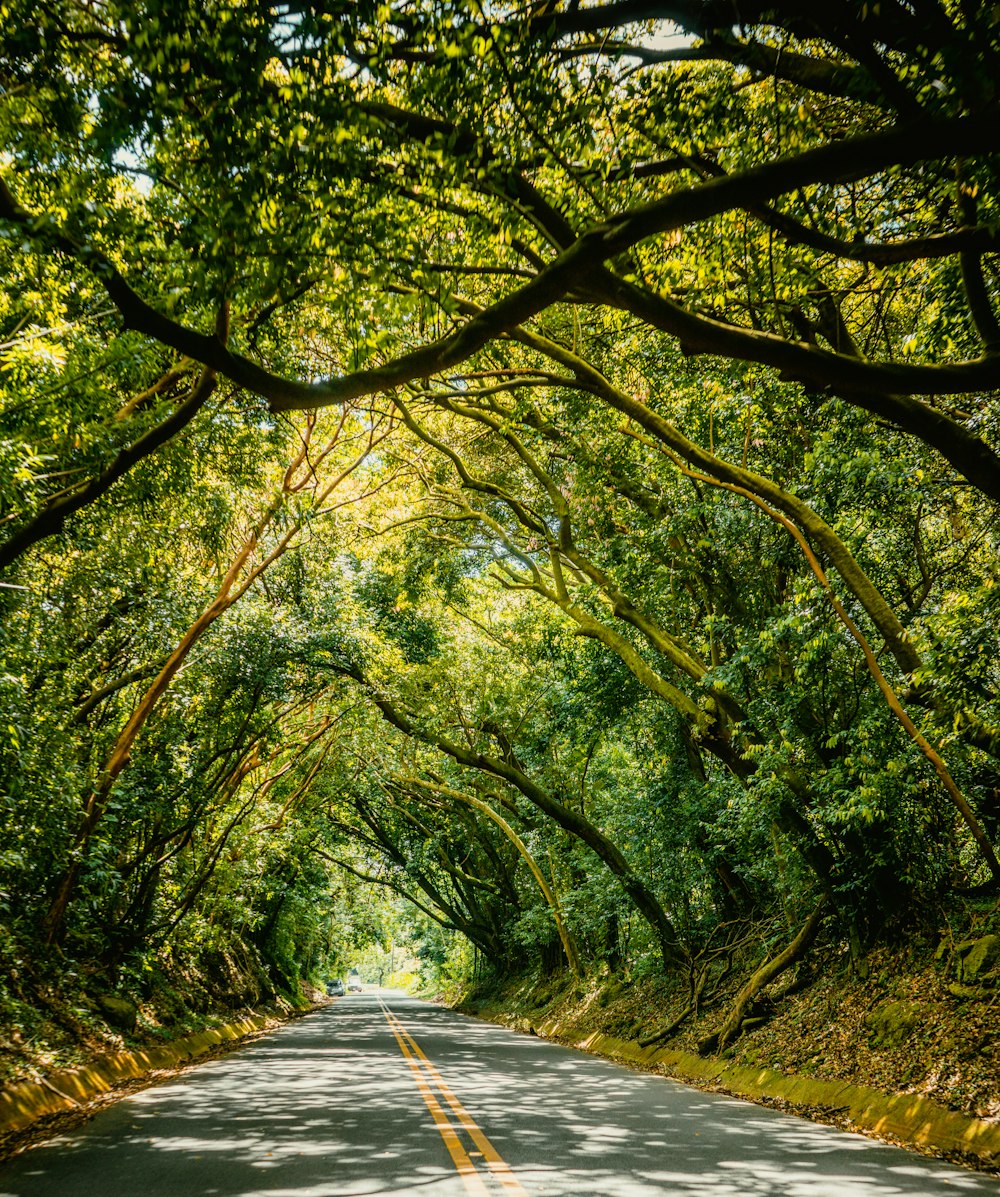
[1,990,998,1196]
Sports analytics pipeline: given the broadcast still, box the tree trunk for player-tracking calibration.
[701,898,826,1054]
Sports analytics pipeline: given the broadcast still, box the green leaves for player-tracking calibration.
[3,0,1000,1000]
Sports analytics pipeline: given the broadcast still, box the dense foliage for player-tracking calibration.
[1,1,999,1037]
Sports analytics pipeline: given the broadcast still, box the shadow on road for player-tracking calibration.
[396,998,1000,1197]
[0,999,458,1197]
[1,993,998,1197]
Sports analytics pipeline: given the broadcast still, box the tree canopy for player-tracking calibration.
[1,1,999,1026]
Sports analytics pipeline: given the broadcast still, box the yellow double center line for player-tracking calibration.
[380,999,528,1196]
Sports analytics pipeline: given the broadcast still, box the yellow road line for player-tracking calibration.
[383,1005,490,1196]
[386,1011,527,1195]
[381,1001,529,1196]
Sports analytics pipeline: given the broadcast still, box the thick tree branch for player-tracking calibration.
[598,271,1000,502]
[7,110,1000,429]
[0,366,218,572]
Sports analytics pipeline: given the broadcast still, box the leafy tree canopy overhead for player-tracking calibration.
[3,2,1000,485]
[2,2,1000,1025]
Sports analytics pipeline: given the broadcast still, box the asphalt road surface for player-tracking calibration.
[2,990,999,1196]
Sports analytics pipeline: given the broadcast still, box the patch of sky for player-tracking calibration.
[643,21,695,53]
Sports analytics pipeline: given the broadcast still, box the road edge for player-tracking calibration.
[0,1008,306,1137]
[477,1011,1000,1168]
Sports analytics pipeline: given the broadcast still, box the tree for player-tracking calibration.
[2,2,1000,1037]
[4,4,999,492]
